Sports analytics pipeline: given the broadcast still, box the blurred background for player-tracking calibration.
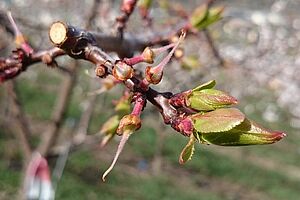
[0,0,299,199]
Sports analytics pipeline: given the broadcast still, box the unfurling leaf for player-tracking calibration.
[187,89,238,111]
[115,97,131,116]
[192,80,216,92]
[192,108,245,133]
[199,118,286,146]
[179,134,196,164]
[190,4,208,28]
[190,6,224,30]
[99,115,120,147]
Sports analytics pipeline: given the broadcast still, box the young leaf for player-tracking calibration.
[192,108,245,133]
[194,6,224,30]
[188,94,215,111]
[187,89,238,111]
[190,4,208,28]
[192,80,216,92]
[199,118,286,146]
[100,115,120,147]
[179,134,196,164]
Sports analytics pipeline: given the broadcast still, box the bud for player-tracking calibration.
[100,115,120,147]
[191,108,286,146]
[169,80,237,111]
[174,47,184,60]
[95,64,107,78]
[187,89,238,111]
[112,61,134,81]
[145,31,186,85]
[145,65,163,85]
[117,114,141,135]
[142,47,155,64]
[7,12,34,56]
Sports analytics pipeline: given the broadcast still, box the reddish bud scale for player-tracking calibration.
[171,116,193,137]
[169,91,191,108]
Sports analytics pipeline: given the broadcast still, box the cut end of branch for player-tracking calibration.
[49,22,68,46]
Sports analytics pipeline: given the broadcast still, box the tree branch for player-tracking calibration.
[5,80,32,162]
[38,61,77,156]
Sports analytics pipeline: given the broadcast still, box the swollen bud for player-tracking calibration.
[145,66,163,85]
[142,47,155,64]
[117,114,141,135]
[112,61,134,81]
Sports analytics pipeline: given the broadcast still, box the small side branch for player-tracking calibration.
[116,0,138,38]
[38,61,77,156]
[5,80,32,162]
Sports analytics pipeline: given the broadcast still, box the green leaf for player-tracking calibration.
[100,115,120,147]
[100,115,120,135]
[193,108,245,133]
[192,6,224,30]
[188,94,215,111]
[190,4,208,28]
[192,80,216,92]
[179,134,196,164]
[199,118,286,146]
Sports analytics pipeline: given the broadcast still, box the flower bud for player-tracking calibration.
[142,47,155,64]
[112,61,134,81]
[117,114,141,135]
[145,66,163,85]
